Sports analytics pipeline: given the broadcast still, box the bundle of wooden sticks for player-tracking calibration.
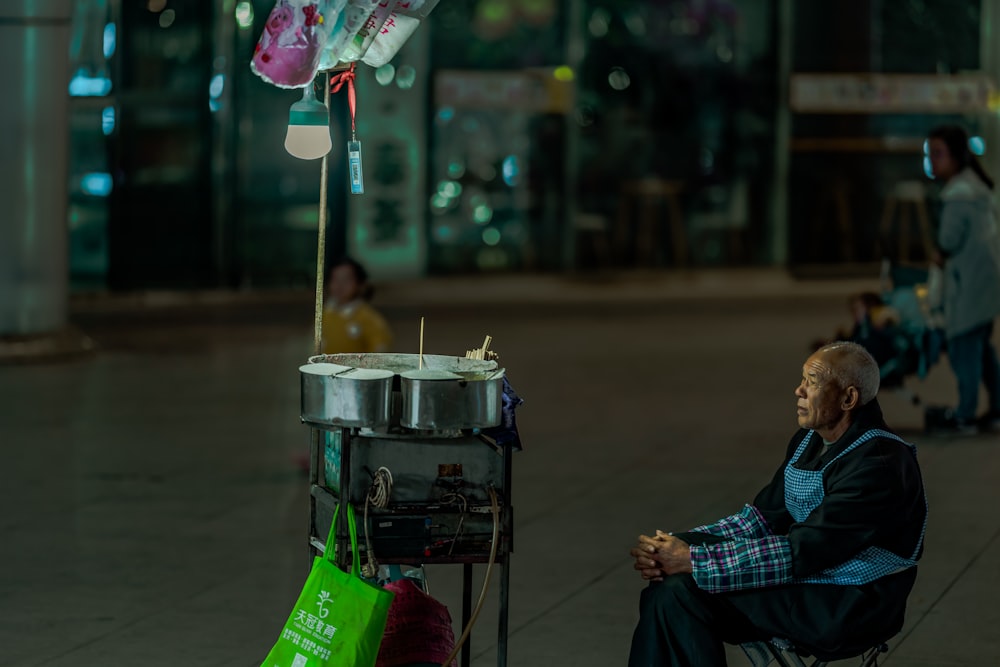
[465,335,498,361]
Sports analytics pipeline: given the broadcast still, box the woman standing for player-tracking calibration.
[926,124,1000,434]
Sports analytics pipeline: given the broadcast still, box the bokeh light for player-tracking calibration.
[446,159,466,179]
[159,9,176,28]
[81,172,113,196]
[608,67,631,91]
[473,204,494,224]
[501,155,520,186]
[553,66,574,82]
[375,64,396,86]
[396,65,416,90]
[235,1,254,29]
[588,8,611,37]
[103,23,117,58]
[101,106,115,136]
[437,180,462,198]
[436,106,455,124]
[970,135,986,156]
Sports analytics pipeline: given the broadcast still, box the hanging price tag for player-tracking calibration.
[348,138,364,194]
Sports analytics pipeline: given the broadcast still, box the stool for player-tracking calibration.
[689,180,750,264]
[614,178,688,267]
[878,180,935,263]
[809,178,856,262]
[573,212,613,269]
[741,638,889,667]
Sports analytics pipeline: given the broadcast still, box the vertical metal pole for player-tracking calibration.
[314,74,331,356]
[560,0,584,269]
[462,563,473,667]
[498,544,510,667]
[211,0,237,286]
[336,428,352,568]
[309,74,332,562]
[0,0,73,336]
[308,427,319,561]
[980,1,1000,187]
[498,443,513,667]
[769,0,793,266]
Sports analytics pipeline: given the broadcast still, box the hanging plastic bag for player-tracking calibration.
[339,0,400,63]
[361,0,440,67]
[375,579,457,667]
[251,0,344,89]
[318,0,381,71]
[260,503,395,667]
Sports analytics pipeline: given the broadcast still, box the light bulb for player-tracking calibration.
[284,85,332,160]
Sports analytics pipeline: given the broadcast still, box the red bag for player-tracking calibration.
[375,579,457,667]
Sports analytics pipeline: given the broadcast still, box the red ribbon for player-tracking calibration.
[329,62,357,134]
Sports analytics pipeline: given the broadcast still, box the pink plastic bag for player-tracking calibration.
[251,0,342,89]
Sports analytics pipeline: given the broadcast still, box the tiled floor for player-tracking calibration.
[2,270,998,666]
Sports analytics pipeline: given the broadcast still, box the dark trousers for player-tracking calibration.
[627,574,762,667]
[949,321,1000,422]
[627,565,912,666]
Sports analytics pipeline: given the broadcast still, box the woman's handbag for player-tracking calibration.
[261,503,395,667]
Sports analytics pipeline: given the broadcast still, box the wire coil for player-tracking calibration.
[362,467,393,578]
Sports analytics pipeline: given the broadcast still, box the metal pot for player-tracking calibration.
[399,367,504,430]
[300,363,394,428]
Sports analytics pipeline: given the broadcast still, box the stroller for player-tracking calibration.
[827,260,946,406]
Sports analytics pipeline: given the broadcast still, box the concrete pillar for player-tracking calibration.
[0,0,72,336]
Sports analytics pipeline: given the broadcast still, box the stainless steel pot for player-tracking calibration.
[299,363,394,428]
[302,353,504,432]
[399,367,504,430]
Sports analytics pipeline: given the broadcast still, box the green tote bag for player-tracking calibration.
[261,503,395,667]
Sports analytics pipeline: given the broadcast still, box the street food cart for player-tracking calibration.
[300,351,515,667]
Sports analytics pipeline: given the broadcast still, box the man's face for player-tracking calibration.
[795,352,846,432]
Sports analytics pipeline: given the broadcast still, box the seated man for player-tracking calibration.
[628,341,927,666]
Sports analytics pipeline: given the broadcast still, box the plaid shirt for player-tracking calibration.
[688,504,794,593]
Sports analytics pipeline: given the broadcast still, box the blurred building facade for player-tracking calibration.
[63,0,997,290]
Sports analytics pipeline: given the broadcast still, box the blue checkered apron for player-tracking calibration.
[784,429,926,585]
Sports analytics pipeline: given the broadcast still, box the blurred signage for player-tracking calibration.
[435,69,573,114]
[790,73,996,113]
[348,30,428,280]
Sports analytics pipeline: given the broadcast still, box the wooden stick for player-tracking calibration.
[419,317,425,369]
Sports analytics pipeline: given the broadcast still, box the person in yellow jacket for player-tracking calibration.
[321,256,392,354]
[302,257,394,475]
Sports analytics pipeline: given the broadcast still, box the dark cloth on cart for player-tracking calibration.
[628,399,927,665]
[481,376,525,451]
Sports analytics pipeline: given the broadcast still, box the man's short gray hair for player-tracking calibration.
[818,341,880,405]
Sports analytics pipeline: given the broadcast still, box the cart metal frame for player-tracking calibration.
[306,425,513,667]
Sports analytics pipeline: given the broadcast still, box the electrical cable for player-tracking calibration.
[440,485,501,667]
[440,491,468,556]
[362,466,393,579]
